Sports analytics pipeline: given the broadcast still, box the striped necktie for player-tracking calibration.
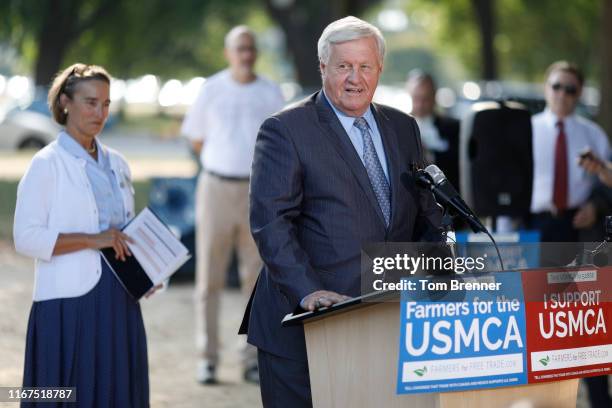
[353,117,391,226]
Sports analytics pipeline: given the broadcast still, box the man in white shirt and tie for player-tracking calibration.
[530,61,610,245]
[181,25,285,385]
[530,62,611,408]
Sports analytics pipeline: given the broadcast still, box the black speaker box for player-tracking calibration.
[460,101,533,217]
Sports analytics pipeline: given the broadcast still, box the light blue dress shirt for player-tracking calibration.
[58,131,125,230]
[322,91,389,182]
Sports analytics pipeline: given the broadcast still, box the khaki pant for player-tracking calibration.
[194,172,261,367]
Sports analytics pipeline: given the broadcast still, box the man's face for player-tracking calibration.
[545,70,581,118]
[225,33,257,75]
[320,36,382,117]
[408,81,435,118]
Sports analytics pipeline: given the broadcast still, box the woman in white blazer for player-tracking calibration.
[14,63,150,407]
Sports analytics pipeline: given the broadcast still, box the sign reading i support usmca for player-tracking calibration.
[396,273,528,394]
[522,267,612,383]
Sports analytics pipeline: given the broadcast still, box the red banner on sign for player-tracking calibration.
[522,266,612,383]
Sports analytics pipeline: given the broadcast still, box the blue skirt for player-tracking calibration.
[22,256,149,407]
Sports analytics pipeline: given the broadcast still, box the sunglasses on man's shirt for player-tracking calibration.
[549,82,579,96]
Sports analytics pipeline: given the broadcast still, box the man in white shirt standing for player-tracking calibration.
[530,61,610,244]
[181,25,285,385]
[530,62,611,407]
[406,70,460,190]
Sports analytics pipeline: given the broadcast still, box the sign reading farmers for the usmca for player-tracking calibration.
[522,267,612,383]
[396,273,528,394]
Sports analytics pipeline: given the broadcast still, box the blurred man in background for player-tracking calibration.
[181,25,285,385]
[529,61,611,408]
[529,61,609,244]
[406,69,460,189]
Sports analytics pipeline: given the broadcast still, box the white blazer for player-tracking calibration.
[13,139,135,301]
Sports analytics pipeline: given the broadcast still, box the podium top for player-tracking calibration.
[281,265,607,327]
[282,290,398,327]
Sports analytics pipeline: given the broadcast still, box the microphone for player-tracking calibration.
[416,164,487,234]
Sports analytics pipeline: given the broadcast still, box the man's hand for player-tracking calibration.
[573,202,597,229]
[191,140,204,156]
[578,150,612,187]
[300,290,351,312]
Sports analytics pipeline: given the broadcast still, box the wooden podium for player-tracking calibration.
[283,293,578,408]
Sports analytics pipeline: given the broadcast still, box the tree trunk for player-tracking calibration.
[33,0,118,87]
[34,0,77,87]
[598,0,612,141]
[35,32,71,87]
[471,0,498,80]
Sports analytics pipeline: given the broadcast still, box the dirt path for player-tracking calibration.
[0,244,261,407]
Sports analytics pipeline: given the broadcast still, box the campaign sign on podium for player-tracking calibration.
[522,267,612,383]
[396,272,527,394]
[396,267,612,395]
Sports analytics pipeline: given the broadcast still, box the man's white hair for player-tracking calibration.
[317,16,385,65]
[225,25,256,49]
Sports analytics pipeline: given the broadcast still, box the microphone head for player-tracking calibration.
[424,164,447,186]
[414,169,434,188]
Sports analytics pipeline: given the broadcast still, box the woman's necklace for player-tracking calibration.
[87,143,97,154]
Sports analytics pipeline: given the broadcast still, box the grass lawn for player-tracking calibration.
[115,114,183,138]
[0,180,151,241]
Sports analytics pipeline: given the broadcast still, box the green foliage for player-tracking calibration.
[497,0,601,81]
[404,0,601,82]
[0,0,262,80]
[66,0,232,78]
[0,181,18,240]
[0,179,151,241]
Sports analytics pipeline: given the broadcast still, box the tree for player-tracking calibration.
[263,0,381,88]
[471,0,497,80]
[405,0,600,82]
[0,0,120,86]
[35,0,121,87]
[0,0,255,86]
[598,0,612,139]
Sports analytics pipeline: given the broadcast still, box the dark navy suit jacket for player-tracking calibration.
[432,114,461,190]
[242,91,444,361]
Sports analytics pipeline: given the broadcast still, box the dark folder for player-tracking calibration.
[101,247,154,299]
[99,206,190,300]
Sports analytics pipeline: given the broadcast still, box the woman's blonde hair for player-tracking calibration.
[47,63,111,125]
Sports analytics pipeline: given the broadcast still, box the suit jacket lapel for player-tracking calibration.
[314,92,387,227]
[371,102,401,230]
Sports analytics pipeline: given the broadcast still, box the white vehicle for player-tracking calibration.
[0,106,59,150]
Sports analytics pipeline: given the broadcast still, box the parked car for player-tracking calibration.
[0,99,59,150]
[0,97,118,151]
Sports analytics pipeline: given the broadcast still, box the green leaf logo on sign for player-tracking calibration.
[414,366,427,377]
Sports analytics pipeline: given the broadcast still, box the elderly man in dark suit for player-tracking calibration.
[241,16,444,407]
